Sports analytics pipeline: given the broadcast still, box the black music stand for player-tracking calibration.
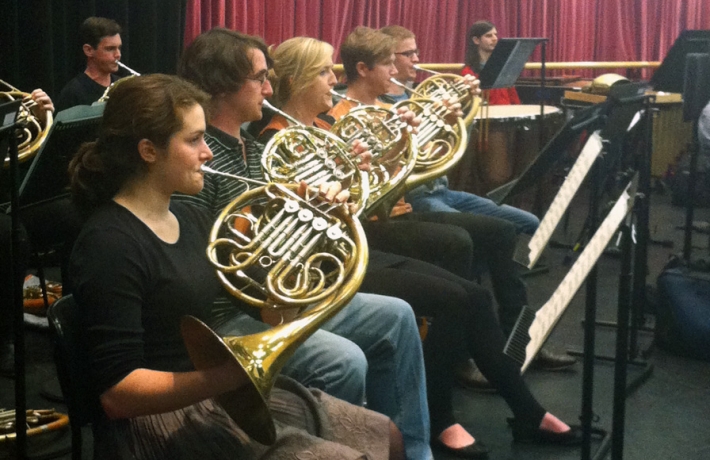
[0,98,30,458]
[651,30,710,93]
[487,100,611,206]
[1,102,102,459]
[16,103,104,210]
[489,81,648,206]
[652,31,710,263]
[479,37,551,160]
[579,90,655,460]
[479,38,545,89]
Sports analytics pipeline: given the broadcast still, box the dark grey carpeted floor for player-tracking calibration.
[2,186,709,460]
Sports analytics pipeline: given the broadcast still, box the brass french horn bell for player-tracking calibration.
[1,80,53,167]
[182,176,368,445]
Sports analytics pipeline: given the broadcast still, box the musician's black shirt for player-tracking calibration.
[70,200,219,395]
[55,72,118,112]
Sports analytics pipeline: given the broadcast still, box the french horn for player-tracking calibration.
[413,65,481,127]
[387,80,469,192]
[1,80,53,167]
[0,409,69,443]
[329,92,418,217]
[260,100,370,217]
[182,171,367,445]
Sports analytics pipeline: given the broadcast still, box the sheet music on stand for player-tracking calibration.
[519,83,648,269]
[504,177,638,373]
[478,38,546,90]
[526,131,604,269]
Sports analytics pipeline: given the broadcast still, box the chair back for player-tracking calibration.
[47,294,98,458]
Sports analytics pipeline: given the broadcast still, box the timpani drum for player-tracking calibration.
[448,104,564,196]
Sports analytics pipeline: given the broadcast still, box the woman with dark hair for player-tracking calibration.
[463,21,521,105]
[263,36,583,459]
[68,73,402,460]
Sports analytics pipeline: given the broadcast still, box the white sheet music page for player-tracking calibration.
[521,180,635,372]
[527,131,604,269]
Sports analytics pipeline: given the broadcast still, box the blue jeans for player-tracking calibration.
[212,293,432,460]
[406,177,540,235]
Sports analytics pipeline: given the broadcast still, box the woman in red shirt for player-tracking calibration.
[462,21,521,105]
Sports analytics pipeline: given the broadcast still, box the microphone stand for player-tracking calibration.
[1,116,28,458]
[532,40,548,218]
[683,122,701,263]
[571,95,657,460]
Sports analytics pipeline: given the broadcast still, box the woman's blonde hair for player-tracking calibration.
[269,37,334,107]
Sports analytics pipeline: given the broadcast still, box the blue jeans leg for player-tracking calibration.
[407,187,540,235]
[322,293,433,460]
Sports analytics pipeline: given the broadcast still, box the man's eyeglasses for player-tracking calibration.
[245,70,269,85]
[395,49,419,58]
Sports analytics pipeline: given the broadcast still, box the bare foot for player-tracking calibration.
[539,412,571,433]
[439,423,476,449]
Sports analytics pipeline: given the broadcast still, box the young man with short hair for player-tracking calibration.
[330,26,400,118]
[56,17,123,111]
[380,25,419,103]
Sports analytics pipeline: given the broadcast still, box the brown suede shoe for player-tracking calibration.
[454,359,496,392]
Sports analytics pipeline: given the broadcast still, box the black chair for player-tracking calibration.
[46,295,95,460]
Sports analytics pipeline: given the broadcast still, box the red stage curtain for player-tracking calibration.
[185,0,710,79]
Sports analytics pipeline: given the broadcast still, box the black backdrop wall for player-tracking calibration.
[1,0,187,99]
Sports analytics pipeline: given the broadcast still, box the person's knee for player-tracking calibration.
[501,205,539,235]
[384,297,420,341]
[461,280,495,312]
[329,341,368,402]
[300,335,367,404]
[521,213,540,234]
[384,297,417,326]
[439,225,474,259]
